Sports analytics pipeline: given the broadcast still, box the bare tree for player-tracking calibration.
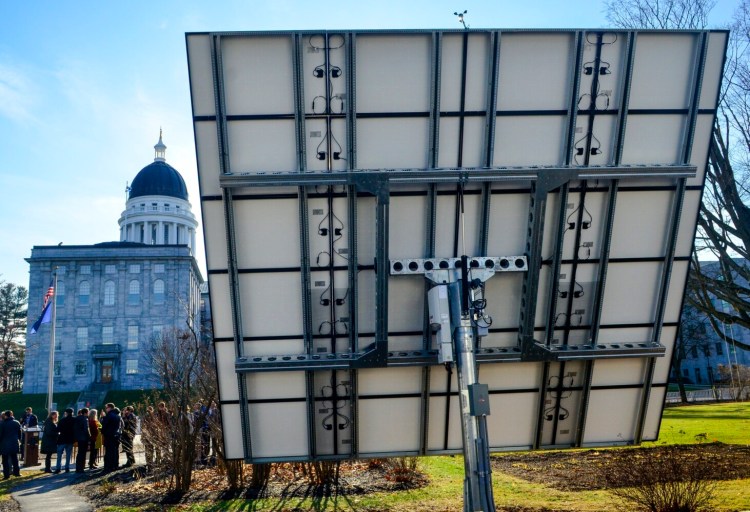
[145,317,216,492]
[604,0,716,29]
[0,281,27,392]
[673,306,714,401]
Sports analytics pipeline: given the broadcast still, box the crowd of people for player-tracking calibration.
[0,401,220,479]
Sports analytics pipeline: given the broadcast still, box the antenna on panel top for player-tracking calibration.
[454,10,469,29]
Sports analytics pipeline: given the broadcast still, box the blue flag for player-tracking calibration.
[30,280,55,334]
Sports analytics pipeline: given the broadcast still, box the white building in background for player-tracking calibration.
[118,131,199,252]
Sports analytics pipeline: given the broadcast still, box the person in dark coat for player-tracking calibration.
[54,408,75,473]
[40,411,59,473]
[100,403,123,472]
[18,408,38,461]
[121,406,137,467]
[73,408,90,473]
[0,410,22,479]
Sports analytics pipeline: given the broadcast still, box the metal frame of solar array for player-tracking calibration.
[186,29,727,462]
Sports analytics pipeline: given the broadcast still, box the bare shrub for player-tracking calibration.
[604,446,717,512]
[250,463,273,488]
[383,457,421,484]
[293,461,340,486]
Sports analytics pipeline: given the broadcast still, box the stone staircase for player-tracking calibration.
[75,383,111,410]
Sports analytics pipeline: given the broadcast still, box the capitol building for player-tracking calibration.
[24,134,205,397]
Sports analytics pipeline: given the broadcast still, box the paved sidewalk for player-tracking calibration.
[11,471,93,512]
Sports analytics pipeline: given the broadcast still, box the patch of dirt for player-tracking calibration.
[75,461,428,509]
[492,443,750,491]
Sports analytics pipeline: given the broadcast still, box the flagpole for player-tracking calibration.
[47,269,58,414]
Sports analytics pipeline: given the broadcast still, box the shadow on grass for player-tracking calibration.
[200,482,363,511]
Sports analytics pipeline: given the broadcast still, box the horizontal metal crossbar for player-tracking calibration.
[234,341,664,372]
[219,164,696,188]
[390,256,527,275]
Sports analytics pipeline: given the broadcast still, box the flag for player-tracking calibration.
[30,280,54,334]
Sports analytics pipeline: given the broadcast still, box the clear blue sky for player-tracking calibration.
[0,0,738,287]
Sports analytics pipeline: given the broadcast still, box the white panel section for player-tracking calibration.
[389,194,428,259]
[209,274,233,340]
[239,273,303,337]
[600,262,660,325]
[496,33,575,110]
[194,121,221,196]
[486,190,530,256]
[243,339,305,357]
[620,115,684,165]
[493,116,566,166]
[430,364,459,392]
[663,260,689,324]
[201,200,228,271]
[214,341,240,402]
[629,33,696,110]
[186,34,216,117]
[359,398,421,453]
[221,36,294,115]
[480,362,542,389]
[610,190,672,258]
[356,34,431,113]
[428,396,462,451]
[248,402,309,458]
[439,117,488,168]
[234,198,300,269]
[482,275,524,330]
[688,115,714,186]
[220,404,244,459]
[642,386,667,441]
[302,34,348,116]
[356,118,430,169]
[359,367,422,395]
[227,120,297,172]
[597,327,653,345]
[246,371,306,399]
[584,388,640,443]
[440,33,490,112]
[356,270,376,334]
[699,31,728,110]
[654,326,677,383]
[572,117,616,167]
[675,189,701,256]
[388,277,424,333]
[487,393,537,448]
[591,358,645,386]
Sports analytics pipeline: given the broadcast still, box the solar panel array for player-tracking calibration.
[186,29,727,461]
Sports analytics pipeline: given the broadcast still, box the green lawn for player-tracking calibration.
[9,401,750,511]
[648,402,750,445]
[0,391,80,417]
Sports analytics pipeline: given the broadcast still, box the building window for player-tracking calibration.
[716,342,724,356]
[164,224,170,244]
[102,326,114,344]
[76,327,88,350]
[154,264,165,273]
[682,368,689,377]
[128,280,140,305]
[153,279,165,304]
[129,264,140,274]
[691,346,698,359]
[79,265,91,275]
[164,204,170,212]
[103,280,116,306]
[694,368,702,384]
[105,264,116,274]
[75,361,87,376]
[54,361,61,377]
[126,359,138,375]
[151,202,158,211]
[57,281,65,306]
[140,203,146,212]
[55,338,61,351]
[128,325,139,350]
[139,224,145,243]
[79,281,90,306]
[152,325,163,341]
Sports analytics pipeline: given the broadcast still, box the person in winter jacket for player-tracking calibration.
[121,406,137,467]
[0,411,22,479]
[73,408,90,473]
[88,409,101,469]
[100,403,123,472]
[54,408,75,473]
[40,411,59,473]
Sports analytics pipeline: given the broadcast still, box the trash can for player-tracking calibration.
[23,427,41,467]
